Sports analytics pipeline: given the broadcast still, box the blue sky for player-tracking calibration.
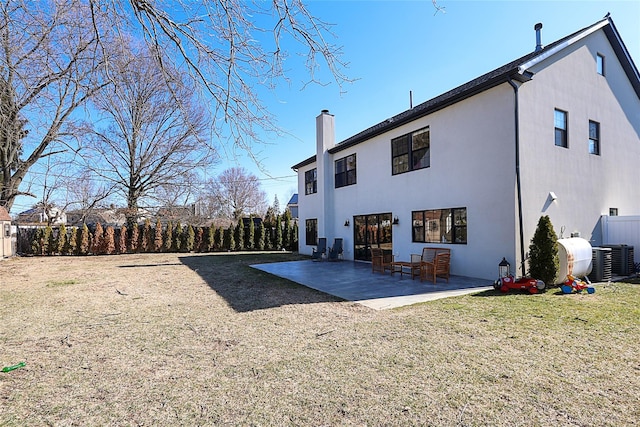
[235,0,640,208]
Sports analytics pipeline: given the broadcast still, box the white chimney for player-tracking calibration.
[316,109,335,240]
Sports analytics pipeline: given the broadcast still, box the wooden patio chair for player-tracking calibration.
[421,252,451,283]
[371,248,394,274]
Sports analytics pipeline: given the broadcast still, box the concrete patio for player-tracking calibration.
[251,259,494,310]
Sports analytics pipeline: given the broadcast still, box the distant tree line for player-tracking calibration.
[20,213,297,256]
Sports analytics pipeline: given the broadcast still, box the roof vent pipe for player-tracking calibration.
[534,23,543,52]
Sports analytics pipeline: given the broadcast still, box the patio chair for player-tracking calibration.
[371,248,394,274]
[328,238,343,261]
[312,238,327,261]
[421,252,451,283]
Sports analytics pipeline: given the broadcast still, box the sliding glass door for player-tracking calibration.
[353,213,392,261]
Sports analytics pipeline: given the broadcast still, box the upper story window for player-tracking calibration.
[335,154,356,188]
[554,109,568,148]
[589,120,600,155]
[305,168,317,195]
[412,207,467,244]
[596,53,605,76]
[391,126,430,175]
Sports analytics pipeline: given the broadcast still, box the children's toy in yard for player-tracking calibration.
[561,275,595,294]
[494,275,546,294]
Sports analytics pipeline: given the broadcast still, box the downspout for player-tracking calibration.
[507,77,526,276]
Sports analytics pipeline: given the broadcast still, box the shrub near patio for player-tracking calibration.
[0,252,638,426]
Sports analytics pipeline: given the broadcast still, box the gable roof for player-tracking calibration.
[0,207,10,221]
[292,16,639,170]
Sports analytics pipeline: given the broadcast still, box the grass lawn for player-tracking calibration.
[0,252,638,426]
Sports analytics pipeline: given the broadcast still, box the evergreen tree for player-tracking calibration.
[185,224,195,252]
[92,222,104,254]
[247,215,255,250]
[129,223,139,253]
[274,215,282,250]
[282,210,291,250]
[256,221,265,251]
[66,227,77,256]
[529,215,560,287]
[214,226,223,251]
[291,222,298,252]
[141,219,152,252]
[195,227,204,252]
[234,221,244,251]
[31,228,44,255]
[154,219,164,252]
[79,224,90,255]
[104,226,116,254]
[174,222,183,252]
[224,225,235,251]
[43,225,53,255]
[206,226,215,251]
[118,225,128,254]
[163,221,173,252]
[56,224,67,255]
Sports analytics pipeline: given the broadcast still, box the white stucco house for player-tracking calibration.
[292,16,640,281]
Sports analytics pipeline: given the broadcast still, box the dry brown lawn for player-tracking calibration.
[0,252,639,426]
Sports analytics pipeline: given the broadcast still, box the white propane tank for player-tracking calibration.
[555,238,593,284]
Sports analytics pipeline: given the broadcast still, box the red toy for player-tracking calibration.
[494,275,546,294]
[561,275,595,294]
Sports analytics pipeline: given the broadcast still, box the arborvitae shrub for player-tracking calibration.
[66,227,77,255]
[223,226,234,251]
[174,223,183,252]
[104,226,116,254]
[529,215,560,287]
[56,224,67,255]
[79,224,90,255]
[138,219,149,252]
[274,215,282,250]
[31,228,44,255]
[247,216,255,250]
[185,224,195,252]
[214,227,223,251]
[117,225,127,254]
[154,220,163,252]
[282,212,291,250]
[256,221,265,251]
[43,226,53,255]
[291,222,298,251]
[195,227,204,252]
[92,223,104,254]
[129,224,139,253]
[234,222,244,251]
[164,221,173,253]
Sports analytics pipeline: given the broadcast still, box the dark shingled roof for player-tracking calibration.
[292,17,639,169]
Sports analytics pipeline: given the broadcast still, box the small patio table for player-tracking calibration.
[391,258,421,279]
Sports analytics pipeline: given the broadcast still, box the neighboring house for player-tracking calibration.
[15,206,67,225]
[287,194,299,220]
[66,208,127,227]
[292,16,640,281]
[0,207,12,258]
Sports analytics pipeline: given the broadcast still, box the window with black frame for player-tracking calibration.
[335,154,356,188]
[412,207,467,244]
[305,168,317,194]
[305,218,318,245]
[392,126,430,175]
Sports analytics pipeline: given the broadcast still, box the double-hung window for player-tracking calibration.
[596,53,605,76]
[589,121,600,155]
[391,126,430,175]
[554,109,568,148]
[305,168,317,195]
[335,154,356,188]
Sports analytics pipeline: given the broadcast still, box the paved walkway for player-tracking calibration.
[251,260,494,310]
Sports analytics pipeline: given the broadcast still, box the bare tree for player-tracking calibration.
[0,0,114,212]
[1,0,349,213]
[83,44,211,227]
[204,167,268,221]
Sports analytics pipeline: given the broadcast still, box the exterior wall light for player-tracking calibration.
[344,219,350,227]
[499,257,511,278]
[392,216,399,225]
